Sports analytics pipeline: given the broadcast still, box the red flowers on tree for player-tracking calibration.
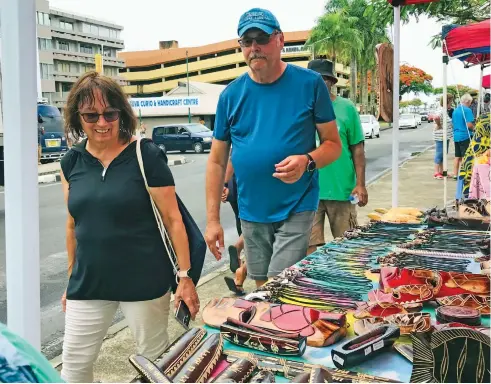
[400,64,433,96]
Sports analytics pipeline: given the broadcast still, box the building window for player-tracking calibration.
[99,27,109,37]
[38,38,53,51]
[80,44,93,54]
[37,12,50,26]
[109,29,117,39]
[104,67,118,77]
[58,40,69,51]
[61,83,73,93]
[59,21,73,31]
[82,23,91,33]
[40,63,53,79]
[56,61,71,73]
[90,24,99,35]
[81,64,95,73]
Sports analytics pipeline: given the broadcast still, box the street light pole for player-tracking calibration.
[186,50,191,123]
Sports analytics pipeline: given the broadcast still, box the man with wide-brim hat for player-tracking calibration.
[307,59,368,253]
[205,8,342,288]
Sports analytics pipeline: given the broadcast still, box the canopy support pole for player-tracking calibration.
[442,54,449,208]
[477,65,484,116]
[391,5,401,208]
[1,0,41,349]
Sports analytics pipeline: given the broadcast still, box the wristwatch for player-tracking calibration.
[305,153,316,172]
[177,269,191,279]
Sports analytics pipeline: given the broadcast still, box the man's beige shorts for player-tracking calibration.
[309,200,358,246]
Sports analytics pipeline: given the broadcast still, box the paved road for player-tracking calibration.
[0,122,434,358]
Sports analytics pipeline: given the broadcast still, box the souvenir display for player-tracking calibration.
[129,355,172,383]
[436,294,490,315]
[219,317,307,356]
[435,306,482,326]
[411,327,490,383]
[353,313,432,336]
[249,371,276,383]
[224,350,402,383]
[202,298,347,347]
[170,333,223,383]
[366,207,424,224]
[290,366,332,383]
[131,328,208,383]
[331,326,400,369]
[129,214,489,383]
[394,343,413,362]
[377,252,471,273]
[210,357,256,383]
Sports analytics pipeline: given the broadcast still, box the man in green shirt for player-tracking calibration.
[307,59,368,254]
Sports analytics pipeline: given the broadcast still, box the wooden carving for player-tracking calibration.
[376,43,394,123]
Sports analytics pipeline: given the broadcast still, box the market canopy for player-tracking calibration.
[483,74,490,89]
[442,19,490,66]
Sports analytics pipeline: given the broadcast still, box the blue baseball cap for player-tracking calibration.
[237,8,281,37]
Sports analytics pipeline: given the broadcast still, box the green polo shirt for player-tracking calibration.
[316,96,364,201]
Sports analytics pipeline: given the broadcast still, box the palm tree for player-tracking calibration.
[306,12,363,99]
[320,0,390,111]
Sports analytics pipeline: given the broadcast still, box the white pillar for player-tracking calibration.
[442,55,448,207]
[1,0,41,349]
[391,5,401,208]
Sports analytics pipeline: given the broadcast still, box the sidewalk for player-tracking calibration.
[50,145,456,382]
[37,154,187,184]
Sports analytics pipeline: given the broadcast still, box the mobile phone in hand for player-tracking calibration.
[175,301,191,329]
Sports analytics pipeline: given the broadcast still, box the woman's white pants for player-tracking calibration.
[61,292,171,383]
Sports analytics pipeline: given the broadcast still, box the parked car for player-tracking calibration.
[359,114,380,139]
[399,114,418,129]
[420,112,428,121]
[38,103,68,164]
[152,123,213,154]
[415,114,422,125]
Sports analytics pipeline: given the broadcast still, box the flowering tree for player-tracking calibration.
[400,65,434,96]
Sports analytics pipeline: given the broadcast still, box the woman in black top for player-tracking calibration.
[59,72,199,383]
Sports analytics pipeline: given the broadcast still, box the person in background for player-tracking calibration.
[139,123,147,138]
[60,71,199,383]
[306,59,367,254]
[452,93,475,179]
[433,94,454,179]
[37,115,45,165]
[469,91,478,119]
[483,92,490,115]
[205,8,341,288]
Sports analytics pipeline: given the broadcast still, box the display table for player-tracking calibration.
[469,163,491,199]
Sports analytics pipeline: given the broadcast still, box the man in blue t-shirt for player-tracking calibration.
[452,93,475,179]
[205,8,341,287]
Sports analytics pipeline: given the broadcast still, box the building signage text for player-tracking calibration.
[281,45,310,54]
[129,96,200,109]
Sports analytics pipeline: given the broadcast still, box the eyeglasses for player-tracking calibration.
[78,110,120,123]
[238,32,279,48]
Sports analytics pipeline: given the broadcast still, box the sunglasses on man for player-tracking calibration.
[238,31,279,48]
[79,110,120,123]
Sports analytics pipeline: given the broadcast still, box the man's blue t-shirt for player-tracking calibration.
[213,64,336,223]
[452,105,474,142]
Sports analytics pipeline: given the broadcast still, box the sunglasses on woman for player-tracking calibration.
[238,31,279,48]
[79,110,120,123]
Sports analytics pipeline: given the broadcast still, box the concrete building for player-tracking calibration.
[118,31,350,98]
[35,0,125,110]
[133,81,225,132]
